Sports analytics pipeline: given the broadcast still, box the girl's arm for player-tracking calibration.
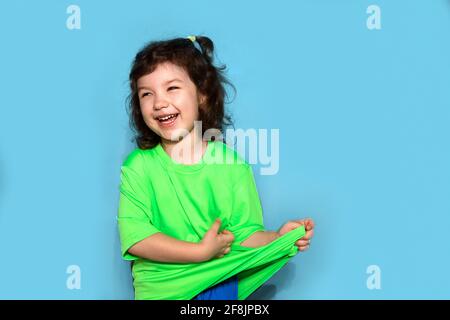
[129,219,234,263]
[240,231,280,248]
[128,232,205,263]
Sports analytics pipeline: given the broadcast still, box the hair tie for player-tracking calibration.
[186,35,203,54]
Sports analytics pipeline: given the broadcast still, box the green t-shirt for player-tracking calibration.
[117,140,306,300]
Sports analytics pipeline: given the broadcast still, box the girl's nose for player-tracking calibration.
[154,96,169,110]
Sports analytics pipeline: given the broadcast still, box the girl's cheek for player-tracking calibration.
[139,107,153,122]
[140,103,153,115]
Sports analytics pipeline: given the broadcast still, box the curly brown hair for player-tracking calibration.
[126,35,236,150]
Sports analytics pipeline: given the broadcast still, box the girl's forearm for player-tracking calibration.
[240,231,280,248]
[128,232,205,263]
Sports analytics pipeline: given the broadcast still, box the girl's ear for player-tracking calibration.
[198,94,207,107]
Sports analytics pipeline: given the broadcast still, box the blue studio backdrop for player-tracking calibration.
[0,0,449,299]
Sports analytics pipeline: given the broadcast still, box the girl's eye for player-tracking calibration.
[141,87,178,98]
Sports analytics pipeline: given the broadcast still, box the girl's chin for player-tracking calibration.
[160,128,191,142]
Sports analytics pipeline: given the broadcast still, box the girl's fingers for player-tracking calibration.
[304,229,314,240]
[222,230,233,237]
[219,231,235,243]
[305,220,315,231]
[294,218,315,231]
[297,245,310,251]
[296,239,310,246]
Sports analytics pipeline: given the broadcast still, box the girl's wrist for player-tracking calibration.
[272,231,281,241]
[193,242,210,263]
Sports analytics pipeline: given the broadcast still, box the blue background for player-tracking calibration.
[0,0,449,299]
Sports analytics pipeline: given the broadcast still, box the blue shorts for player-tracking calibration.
[192,275,238,300]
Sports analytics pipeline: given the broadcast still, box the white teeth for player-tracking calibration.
[158,114,177,121]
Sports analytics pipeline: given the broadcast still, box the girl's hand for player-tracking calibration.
[199,218,235,261]
[277,218,315,252]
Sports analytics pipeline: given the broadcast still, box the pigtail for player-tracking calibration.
[193,36,214,65]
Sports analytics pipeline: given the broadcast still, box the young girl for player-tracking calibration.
[117,35,314,300]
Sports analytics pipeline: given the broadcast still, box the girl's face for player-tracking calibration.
[137,62,206,143]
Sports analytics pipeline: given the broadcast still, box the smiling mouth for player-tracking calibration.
[157,113,179,126]
[157,113,178,121]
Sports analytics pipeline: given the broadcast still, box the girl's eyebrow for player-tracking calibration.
[138,78,183,91]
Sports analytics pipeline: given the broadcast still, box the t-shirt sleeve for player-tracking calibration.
[227,164,266,245]
[117,149,161,261]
